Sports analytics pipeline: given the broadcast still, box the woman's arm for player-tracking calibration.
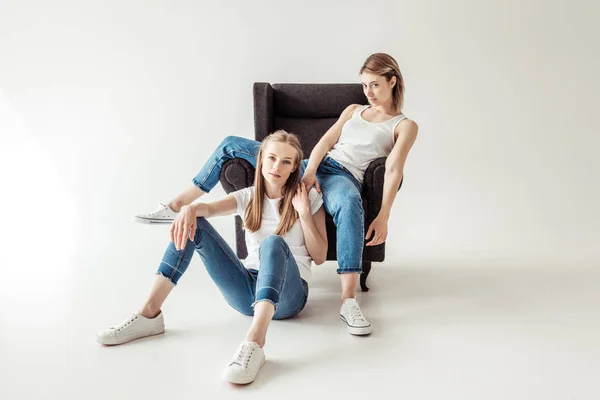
[366,119,419,246]
[190,195,238,218]
[292,184,328,264]
[301,104,361,190]
[299,206,328,265]
[171,195,238,250]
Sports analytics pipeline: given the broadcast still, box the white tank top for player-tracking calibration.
[327,105,406,184]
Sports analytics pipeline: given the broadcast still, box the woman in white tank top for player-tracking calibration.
[134,53,419,336]
[299,53,418,333]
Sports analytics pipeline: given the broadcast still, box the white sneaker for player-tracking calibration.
[222,341,265,384]
[96,312,165,345]
[340,298,372,336]
[134,203,178,224]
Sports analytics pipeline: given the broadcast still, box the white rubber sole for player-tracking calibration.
[133,216,174,224]
[222,358,266,384]
[340,316,372,335]
[96,326,165,345]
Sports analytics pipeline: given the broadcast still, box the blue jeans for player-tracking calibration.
[157,217,308,319]
[191,135,364,274]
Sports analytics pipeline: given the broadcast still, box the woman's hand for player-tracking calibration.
[292,183,311,218]
[300,171,321,193]
[170,205,197,250]
[365,214,389,246]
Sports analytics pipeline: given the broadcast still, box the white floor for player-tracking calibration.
[2,1,599,397]
[2,240,599,399]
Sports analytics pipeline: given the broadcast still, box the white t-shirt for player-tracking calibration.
[231,187,323,282]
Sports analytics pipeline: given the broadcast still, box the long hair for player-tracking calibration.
[360,53,405,112]
[244,130,304,237]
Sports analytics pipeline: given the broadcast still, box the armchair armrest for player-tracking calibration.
[219,158,255,260]
[362,157,387,221]
[362,157,403,262]
[362,157,403,219]
[219,158,255,194]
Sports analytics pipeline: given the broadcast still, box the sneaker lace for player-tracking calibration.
[113,314,138,332]
[148,204,167,217]
[348,304,365,323]
[232,344,253,369]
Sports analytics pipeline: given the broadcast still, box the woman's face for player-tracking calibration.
[261,141,298,186]
[360,72,395,107]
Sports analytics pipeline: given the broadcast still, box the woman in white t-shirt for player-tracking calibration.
[97,131,327,384]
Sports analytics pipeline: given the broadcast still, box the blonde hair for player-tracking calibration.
[244,130,303,237]
[360,53,405,112]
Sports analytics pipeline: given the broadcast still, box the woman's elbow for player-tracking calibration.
[314,245,328,265]
[313,256,326,266]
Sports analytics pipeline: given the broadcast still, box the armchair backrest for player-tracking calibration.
[253,83,367,156]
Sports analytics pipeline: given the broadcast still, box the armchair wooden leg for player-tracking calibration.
[360,261,372,292]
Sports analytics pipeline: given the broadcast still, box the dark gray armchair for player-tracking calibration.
[219,82,402,291]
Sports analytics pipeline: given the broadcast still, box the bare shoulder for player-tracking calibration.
[339,104,363,120]
[346,103,363,113]
[393,118,418,143]
[397,118,419,136]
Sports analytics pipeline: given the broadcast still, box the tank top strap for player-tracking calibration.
[352,104,370,117]
[390,114,407,134]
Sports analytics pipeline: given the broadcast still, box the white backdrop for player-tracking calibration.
[1,0,598,280]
